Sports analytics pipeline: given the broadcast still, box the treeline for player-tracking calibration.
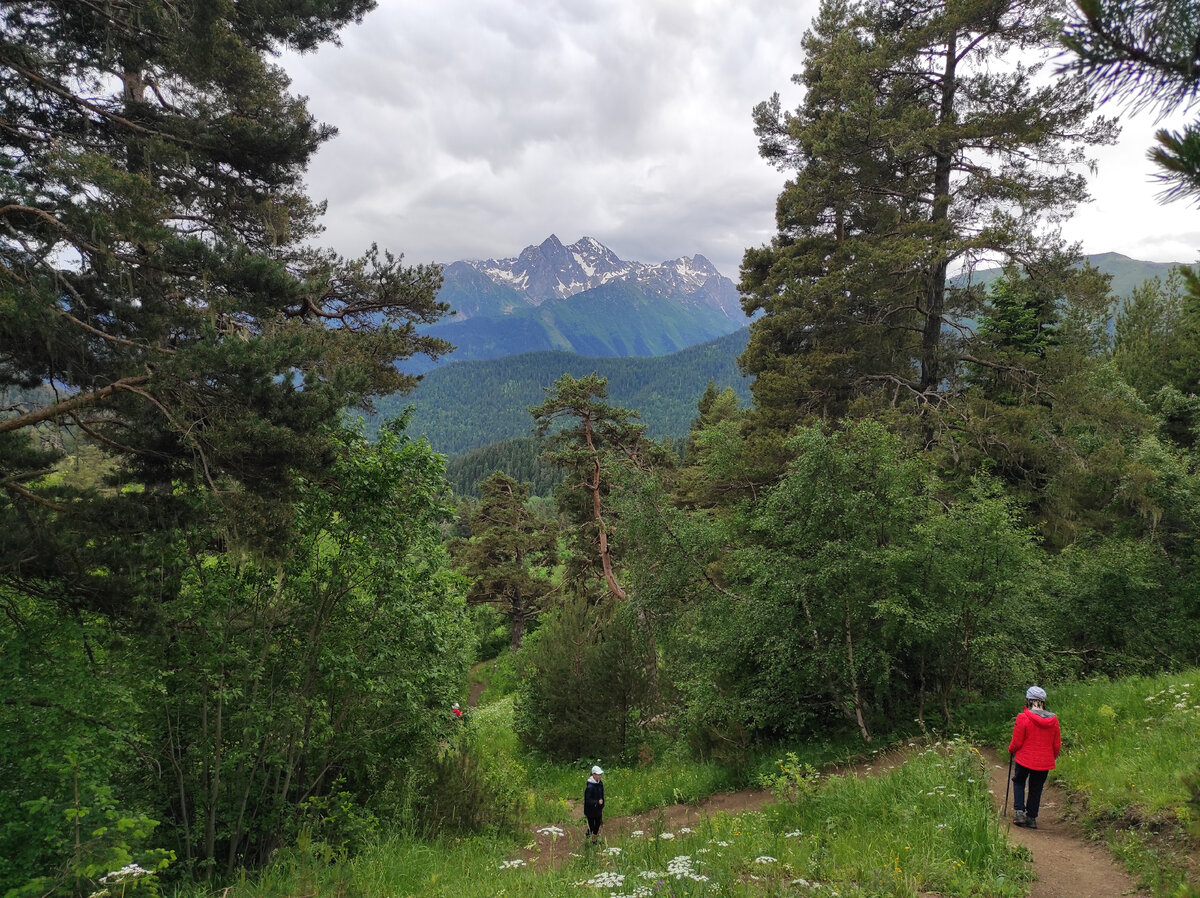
[445,437,563,497]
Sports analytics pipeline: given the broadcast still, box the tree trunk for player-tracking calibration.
[920,27,959,398]
[843,595,872,743]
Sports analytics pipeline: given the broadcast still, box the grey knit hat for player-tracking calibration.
[1025,685,1047,703]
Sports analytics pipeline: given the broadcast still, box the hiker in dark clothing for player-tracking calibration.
[583,766,604,839]
[1008,685,1062,829]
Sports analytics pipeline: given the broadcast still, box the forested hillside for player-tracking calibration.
[377,327,752,457]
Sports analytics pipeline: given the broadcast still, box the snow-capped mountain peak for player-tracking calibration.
[464,236,723,306]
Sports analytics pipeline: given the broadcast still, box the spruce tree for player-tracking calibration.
[0,2,450,615]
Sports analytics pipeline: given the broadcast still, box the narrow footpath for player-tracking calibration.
[982,748,1142,897]
[517,745,1147,896]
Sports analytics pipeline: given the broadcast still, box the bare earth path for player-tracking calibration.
[981,748,1143,898]
[519,746,1146,896]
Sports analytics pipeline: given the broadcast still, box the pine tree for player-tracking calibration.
[453,472,557,651]
[1064,0,1200,202]
[740,0,1117,429]
[0,2,450,614]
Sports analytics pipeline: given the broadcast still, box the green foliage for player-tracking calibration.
[2,422,474,888]
[757,753,822,803]
[513,594,652,761]
[0,596,173,898]
[741,0,1116,428]
[658,421,1048,748]
[0,2,452,615]
[386,329,751,459]
[445,438,564,498]
[452,472,558,651]
[422,745,530,838]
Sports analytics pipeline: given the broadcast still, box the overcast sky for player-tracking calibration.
[281,0,1200,280]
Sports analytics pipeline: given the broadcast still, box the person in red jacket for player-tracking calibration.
[1008,685,1061,829]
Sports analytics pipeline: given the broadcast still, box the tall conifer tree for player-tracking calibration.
[741,0,1117,429]
[0,2,450,614]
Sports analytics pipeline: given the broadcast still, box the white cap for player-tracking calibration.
[591,766,603,775]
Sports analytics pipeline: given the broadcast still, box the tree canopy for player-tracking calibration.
[0,0,450,615]
[740,0,1117,428]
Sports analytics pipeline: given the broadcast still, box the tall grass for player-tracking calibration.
[178,741,1024,898]
[1047,670,1200,897]
[1053,672,1199,821]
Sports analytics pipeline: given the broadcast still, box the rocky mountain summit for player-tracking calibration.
[460,234,738,313]
[411,236,749,371]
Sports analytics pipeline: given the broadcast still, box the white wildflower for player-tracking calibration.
[536,825,564,836]
[754,855,778,864]
[499,858,526,869]
[659,832,675,840]
[99,865,150,885]
[785,830,802,838]
[603,846,622,855]
[583,871,624,888]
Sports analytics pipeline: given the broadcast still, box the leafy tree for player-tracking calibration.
[0,1,450,617]
[1,421,472,886]
[453,472,557,651]
[740,0,1116,429]
[512,592,650,761]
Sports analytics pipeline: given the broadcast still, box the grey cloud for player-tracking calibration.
[284,1,1198,282]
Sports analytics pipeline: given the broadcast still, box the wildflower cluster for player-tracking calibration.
[536,825,565,837]
[1143,683,1197,719]
[578,870,624,888]
[499,858,527,869]
[667,855,709,881]
[99,865,152,885]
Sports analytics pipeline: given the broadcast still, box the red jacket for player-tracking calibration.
[1008,707,1061,771]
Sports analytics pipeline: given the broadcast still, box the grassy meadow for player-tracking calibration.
[165,669,1200,898]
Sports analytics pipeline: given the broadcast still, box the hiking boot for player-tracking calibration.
[1026,817,1037,829]
[1013,810,1028,826]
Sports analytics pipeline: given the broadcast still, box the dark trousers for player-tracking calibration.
[1012,762,1049,819]
[585,812,602,837]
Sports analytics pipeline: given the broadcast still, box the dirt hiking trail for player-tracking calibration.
[981,748,1142,898]
[519,746,1145,896]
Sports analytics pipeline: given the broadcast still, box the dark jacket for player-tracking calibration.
[583,777,604,815]
[1008,707,1062,771]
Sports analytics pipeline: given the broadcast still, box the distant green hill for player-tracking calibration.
[953,252,1189,298]
[374,328,752,459]
[444,438,562,498]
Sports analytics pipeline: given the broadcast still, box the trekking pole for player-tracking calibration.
[1002,754,1013,818]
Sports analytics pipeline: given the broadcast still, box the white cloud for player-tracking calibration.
[282,1,1200,280]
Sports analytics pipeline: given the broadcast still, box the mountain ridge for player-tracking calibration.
[406,235,749,372]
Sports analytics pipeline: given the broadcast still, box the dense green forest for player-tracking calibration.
[3,2,1200,897]
[376,328,753,457]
